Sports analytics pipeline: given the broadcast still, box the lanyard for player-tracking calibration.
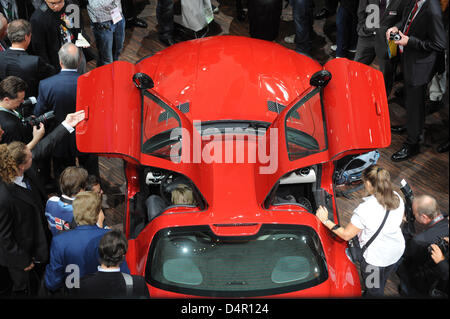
[428,214,445,228]
[0,106,22,120]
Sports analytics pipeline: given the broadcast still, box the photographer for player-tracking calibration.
[429,237,448,297]
[0,76,32,144]
[397,195,449,296]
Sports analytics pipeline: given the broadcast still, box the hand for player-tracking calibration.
[64,110,86,128]
[32,122,45,141]
[24,262,35,272]
[316,205,329,223]
[394,30,409,46]
[386,26,399,41]
[430,244,445,264]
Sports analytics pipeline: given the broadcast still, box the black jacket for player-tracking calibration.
[398,217,449,294]
[0,48,56,98]
[396,0,447,86]
[73,271,150,299]
[357,0,413,59]
[0,124,71,269]
[0,109,32,144]
[29,0,80,70]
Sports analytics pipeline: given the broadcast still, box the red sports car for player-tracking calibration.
[76,36,390,298]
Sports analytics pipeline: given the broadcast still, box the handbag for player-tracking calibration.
[348,210,390,263]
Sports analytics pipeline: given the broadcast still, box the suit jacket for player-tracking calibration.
[398,217,449,293]
[0,48,56,98]
[34,71,79,158]
[357,0,413,59]
[0,180,31,269]
[74,271,150,299]
[0,124,71,271]
[0,108,32,144]
[396,0,447,86]
[44,225,129,291]
[29,0,80,70]
[8,169,50,268]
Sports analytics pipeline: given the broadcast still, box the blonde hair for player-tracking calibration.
[171,184,196,205]
[73,191,102,226]
[0,144,18,183]
[362,165,400,211]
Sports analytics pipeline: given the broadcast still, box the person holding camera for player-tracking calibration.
[386,0,446,162]
[397,195,449,296]
[0,76,32,144]
[316,165,405,296]
[429,237,448,296]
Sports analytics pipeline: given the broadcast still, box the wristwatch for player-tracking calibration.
[331,224,341,231]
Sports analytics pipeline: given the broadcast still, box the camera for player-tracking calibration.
[22,110,55,127]
[428,237,449,257]
[389,31,402,41]
[19,97,37,118]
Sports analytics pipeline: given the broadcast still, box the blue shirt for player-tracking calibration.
[45,196,74,236]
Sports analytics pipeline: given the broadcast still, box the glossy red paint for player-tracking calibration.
[76,35,391,297]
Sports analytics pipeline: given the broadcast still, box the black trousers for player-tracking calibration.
[404,83,427,145]
[360,258,400,297]
[354,36,397,97]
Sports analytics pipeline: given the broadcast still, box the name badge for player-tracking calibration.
[389,11,397,15]
[110,7,122,24]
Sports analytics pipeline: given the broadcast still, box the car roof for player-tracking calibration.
[136,35,322,123]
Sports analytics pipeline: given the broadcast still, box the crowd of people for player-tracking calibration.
[0,0,448,298]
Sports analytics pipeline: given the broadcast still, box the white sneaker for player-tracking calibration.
[330,44,337,51]
[284,34,295,44]
[348,48,357,53]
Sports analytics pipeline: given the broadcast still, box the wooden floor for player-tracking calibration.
[84,0,449,297]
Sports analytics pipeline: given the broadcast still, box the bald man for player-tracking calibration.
[397,195,449,296]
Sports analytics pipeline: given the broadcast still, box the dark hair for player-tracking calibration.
[85,174,100,191]
[59,166,88,197]
[7,19,31,43]
[0,76,27,100]
[98,230,128,268]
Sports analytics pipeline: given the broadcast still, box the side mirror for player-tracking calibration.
[133,73,154,90]
[310,70,332,88]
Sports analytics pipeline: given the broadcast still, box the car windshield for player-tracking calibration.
[141,88,328,162]
[145,225,328,297]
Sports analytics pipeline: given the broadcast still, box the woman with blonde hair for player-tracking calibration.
[316,165,405,296]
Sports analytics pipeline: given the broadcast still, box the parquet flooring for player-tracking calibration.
[83,0,449,297]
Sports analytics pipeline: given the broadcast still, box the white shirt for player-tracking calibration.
[13,175,27,189]
[351,192,405,267]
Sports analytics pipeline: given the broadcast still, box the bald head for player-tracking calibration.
[413,195,440,223]
[58,42,80,70]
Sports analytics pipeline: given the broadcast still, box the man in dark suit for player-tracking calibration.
[34,42,98,179]
[30,0,80,71]
[397,195,449,296]
[355,0,412,97]
[387,0,446,161]
[0,76,32,144]
[0,110,85,295]
[0,19,55,102]
[73,229,149,298]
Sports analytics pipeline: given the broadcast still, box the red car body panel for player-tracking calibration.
[76,35,391,298]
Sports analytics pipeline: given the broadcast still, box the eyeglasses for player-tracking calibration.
[46,0,64,7]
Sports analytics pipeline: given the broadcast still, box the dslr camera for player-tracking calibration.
[22,110,55,127]
[428,237,449,257]
[389,31,402,41]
